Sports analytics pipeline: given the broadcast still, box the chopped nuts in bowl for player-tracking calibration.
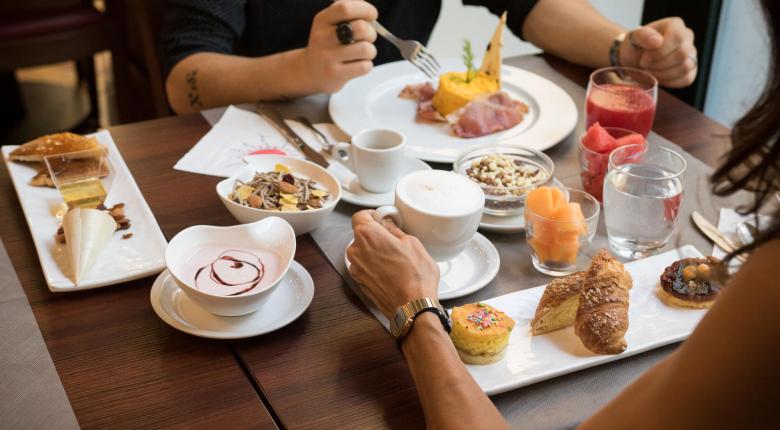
[454,145,554,216]
[217,155,341,235]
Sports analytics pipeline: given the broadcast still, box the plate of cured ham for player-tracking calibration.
[329,58,577,163]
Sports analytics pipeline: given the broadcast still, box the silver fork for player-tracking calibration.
[369,21,440,79]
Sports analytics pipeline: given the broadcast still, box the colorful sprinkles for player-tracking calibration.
[466,307,500,330]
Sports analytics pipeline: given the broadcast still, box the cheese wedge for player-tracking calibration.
[63,208,117,284]
[479,11,506,84]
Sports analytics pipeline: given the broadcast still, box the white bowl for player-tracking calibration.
[165,217,296,316]
[216,155,341,235]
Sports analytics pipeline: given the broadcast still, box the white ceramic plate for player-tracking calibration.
[150,261,314,339]
[463,245,707,395]
[329,59,578,163]
[340,157,431,208]
[2,130,167,292]
[345,233,500,300]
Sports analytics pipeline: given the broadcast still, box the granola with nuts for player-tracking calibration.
[465,154,548,196]
[229,164,330,212]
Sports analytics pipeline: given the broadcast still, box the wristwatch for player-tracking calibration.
[609,32,627,67]
[389,298,451,342]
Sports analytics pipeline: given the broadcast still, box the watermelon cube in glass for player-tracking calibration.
[579,124,647,202]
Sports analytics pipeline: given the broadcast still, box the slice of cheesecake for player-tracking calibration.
[62,208,117,284]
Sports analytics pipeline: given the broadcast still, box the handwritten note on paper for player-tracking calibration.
[174,105,304,178]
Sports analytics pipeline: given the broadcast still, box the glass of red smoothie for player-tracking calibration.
[586,67,658,137]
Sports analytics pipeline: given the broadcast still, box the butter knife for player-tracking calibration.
[256,106,330,168]
[691,211,747,263]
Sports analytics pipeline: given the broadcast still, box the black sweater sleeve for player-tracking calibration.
[162,0,247,78]
[463,0,540,40]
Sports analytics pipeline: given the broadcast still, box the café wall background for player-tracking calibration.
[429,0,769,128]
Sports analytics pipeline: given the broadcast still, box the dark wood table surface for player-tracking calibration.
[0,55,730,429]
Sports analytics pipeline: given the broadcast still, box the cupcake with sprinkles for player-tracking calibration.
[450,303,515,365]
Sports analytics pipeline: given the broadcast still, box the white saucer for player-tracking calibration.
[149,261,314,339]
[340,158,431,208]
[479,211,527,234]
[345,233,500,300]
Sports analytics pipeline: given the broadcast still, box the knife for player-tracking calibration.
[256,106,330,168]
[691,211,747,263]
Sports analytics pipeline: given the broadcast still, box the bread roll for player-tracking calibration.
[574,250,632,354]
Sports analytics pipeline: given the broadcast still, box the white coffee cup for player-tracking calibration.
[334,129,406,193]
[375,170,485,261]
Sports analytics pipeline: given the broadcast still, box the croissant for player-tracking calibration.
[574,250,633,354]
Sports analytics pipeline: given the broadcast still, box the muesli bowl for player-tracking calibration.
[165,217,296,317]
[454,144,554,216]
[216,155,341,235]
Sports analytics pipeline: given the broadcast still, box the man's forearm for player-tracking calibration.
[401,312,508,429]
[165,49,319,114]
[522,0,624,69]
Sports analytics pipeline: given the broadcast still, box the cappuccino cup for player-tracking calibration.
[375,170,485,261]
[334,129,406,193]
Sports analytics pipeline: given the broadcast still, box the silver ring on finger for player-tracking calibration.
[336,22,354,45]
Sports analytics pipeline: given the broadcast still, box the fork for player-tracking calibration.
[369,21,440,79]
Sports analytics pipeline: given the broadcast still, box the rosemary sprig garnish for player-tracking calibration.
[462,39,476,83]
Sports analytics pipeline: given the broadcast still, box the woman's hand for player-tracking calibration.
[347,210,439,319]
[304,0,379,94]
[619,17,698,88]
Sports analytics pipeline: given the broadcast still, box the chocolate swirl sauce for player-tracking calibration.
[194,250,265,296]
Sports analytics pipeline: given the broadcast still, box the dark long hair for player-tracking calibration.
[711,0,780,258]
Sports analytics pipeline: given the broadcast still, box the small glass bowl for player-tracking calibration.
[454,144,554,216]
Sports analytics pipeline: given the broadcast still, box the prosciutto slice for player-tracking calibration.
[449,92,529,138]
[399,83,446,122]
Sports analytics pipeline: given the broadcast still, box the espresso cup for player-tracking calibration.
[375,170,485,261]
[334,129,405,193]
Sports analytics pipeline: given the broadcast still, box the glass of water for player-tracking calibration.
[604,144,686,259]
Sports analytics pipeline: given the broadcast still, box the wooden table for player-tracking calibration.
[0,55,730,429]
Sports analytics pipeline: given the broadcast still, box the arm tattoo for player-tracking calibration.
[186,69,204,108]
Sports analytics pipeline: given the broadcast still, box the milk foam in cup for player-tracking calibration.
[376,170,485,261]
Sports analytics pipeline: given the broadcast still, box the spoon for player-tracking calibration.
[736,220,760,246]
[295,116,335,153]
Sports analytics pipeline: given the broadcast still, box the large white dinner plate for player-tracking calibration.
[467,245,708,395]
[2,130,167,292]
[329,59,578,163]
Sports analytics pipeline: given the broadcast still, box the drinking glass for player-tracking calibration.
[604,144,687,260]
[525,188,600,276]
[586,67,658,136]
[579,127,647,202]
[44,147,113,209]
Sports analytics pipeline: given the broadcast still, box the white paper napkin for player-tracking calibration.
[176,105,356,185]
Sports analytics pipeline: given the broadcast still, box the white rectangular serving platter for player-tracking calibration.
[2,130,167,292]
[469,245,707,395]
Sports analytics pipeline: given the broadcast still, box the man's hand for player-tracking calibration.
[304,0,378,94]
[619,17,697,88]
[347,210,439,319]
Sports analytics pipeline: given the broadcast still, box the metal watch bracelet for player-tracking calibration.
[389,298,451,343]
